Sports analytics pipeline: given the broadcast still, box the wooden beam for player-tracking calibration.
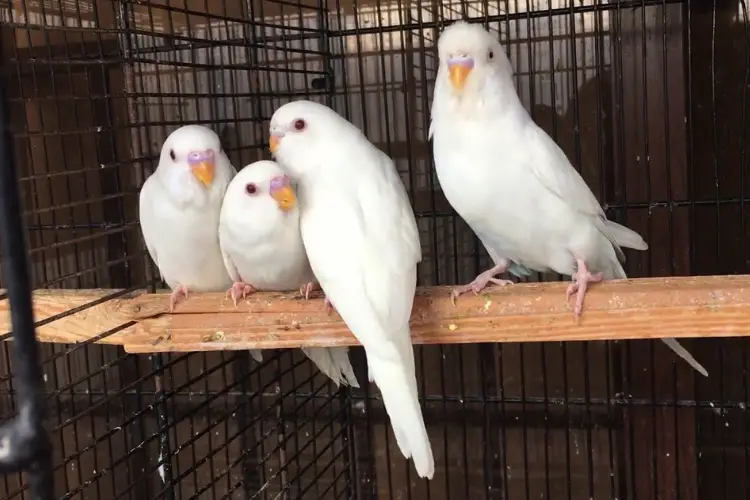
[0,289,140,344]
[1,275,749,353]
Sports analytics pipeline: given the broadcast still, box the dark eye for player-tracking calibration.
[245,183,257,195]
[488,50,494,60]
[169,149,176,161]
[294,119,306,131]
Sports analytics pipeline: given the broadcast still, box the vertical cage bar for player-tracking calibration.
[233,350,263,495]
[318,0,334,103]
[152,354,175,500]
[0,49,54,500]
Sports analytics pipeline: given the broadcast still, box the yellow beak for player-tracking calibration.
[191,161,215,186]
[270,184,296,212]
[269,136,280,155]
[449,64,473,91]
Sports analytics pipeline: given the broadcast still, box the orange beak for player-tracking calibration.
[270,184,296,212]
[269,135,280,155]
[191,160,215,186]
[448,58,474,92]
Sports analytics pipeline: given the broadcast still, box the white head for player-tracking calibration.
[268,100,363,180]
[155,125,232,204]
[435,21,514,99]
[223,160,298,225]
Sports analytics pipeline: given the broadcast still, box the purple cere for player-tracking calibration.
[269,175,290,190]
[448,56,475,69]
[187,150,214,165]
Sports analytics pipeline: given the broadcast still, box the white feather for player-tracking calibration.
[219,160,358,388]
[430,22,707,377]
[271,101,434,478]
[300,347,359,387]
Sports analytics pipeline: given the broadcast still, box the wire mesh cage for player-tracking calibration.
[0,0,749,499]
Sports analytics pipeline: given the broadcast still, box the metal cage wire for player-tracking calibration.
[0,0,749,499]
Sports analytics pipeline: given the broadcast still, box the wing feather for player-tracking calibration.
[525,124,627,262]
[138,175,162,270]
[300,150,421,391]
[295,123,432,478]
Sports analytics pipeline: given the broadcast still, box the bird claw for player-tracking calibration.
[299,281,319,300]
[566,259,604,318]
[296,281,334,313]
[226,281,255,306]
[450,272,513,306]
[169,285,188,313]
[565,282,578,301]
[450,284,477,306]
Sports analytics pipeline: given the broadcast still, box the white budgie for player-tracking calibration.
[269,100,435,478]
[429,21,708,377]
[218,160,359,387]
[138,125,262,362]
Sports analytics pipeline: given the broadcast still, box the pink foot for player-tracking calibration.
[226,281,256,306]
[565,258,604,318]
[450,263,513,306]
[169,285,188,313]
[299,281,320,300]
[297,281,336,314]
[323,296,337,315]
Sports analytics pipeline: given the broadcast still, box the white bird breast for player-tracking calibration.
[431,119,586,275]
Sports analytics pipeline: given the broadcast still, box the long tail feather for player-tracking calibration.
[604,220,649,250]
[368,355,434,479]
[302,347,360,387]
[661,337,709,377]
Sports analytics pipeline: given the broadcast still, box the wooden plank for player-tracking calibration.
[0,275,749,353]
[0,289,140,343]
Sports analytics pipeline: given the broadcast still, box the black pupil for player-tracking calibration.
[169,149,176,160]
[488,50,494,59]
[246,184,256,194]
[295,120,305,130]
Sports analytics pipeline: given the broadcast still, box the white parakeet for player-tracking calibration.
[269,100,435,478]
[218,160,359,387]
[138,125,262,362]
[429,21,708,377]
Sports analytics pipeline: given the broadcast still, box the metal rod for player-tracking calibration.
[0,47,54,500]
[152,354,176,500]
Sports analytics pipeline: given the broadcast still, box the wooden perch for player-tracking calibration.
[1,275,749,353]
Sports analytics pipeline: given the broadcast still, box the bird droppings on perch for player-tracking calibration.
[202,331,226,342]
[0,275,749,353]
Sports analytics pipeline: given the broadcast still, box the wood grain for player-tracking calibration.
[1,275,749,353]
